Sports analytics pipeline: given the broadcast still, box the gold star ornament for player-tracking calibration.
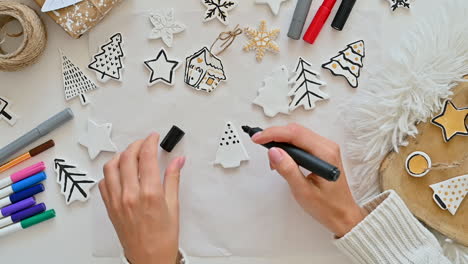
[243,20,280,62]
[431,100,468,142]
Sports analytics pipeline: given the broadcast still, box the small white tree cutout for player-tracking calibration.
[88,33,125,83]
[214,122,249,168]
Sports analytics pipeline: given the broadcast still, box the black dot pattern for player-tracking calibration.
[219,123,241,146]
[63,54,98,101]
[88,33,124,81]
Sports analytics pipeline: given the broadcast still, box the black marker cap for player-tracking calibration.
[331,0,357,31]
[160,125,185,152]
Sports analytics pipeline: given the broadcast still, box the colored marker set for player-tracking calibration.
[0,162,56,237]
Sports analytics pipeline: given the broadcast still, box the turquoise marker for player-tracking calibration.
[0,209,55,237]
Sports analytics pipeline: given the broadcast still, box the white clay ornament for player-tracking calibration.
[88,33,125,83]
[0,97,19,126]
[202,0,238,25]
[431,100,468,142]
[243,20,280,62]
[430,174,468,215]
[386,0,411,11]
[405,151,432,177]
[214,122,249,168]
[54,158,96,205]
[255,0,289,16]
[60,50,98,106]
[184,47,227,93]
[144,48,180,87]
[78,119,117,160]
[253,65,292,117]
[288,57,328,111]
[148,9,186,48]
[41,0,83,12]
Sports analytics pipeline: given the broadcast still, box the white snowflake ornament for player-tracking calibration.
[202,0,238,25]
[385,0,411,11]
[148,9,186,48]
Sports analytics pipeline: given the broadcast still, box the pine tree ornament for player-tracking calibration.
[88,33,125,83]
[430,174,468,215]
[253,65,292,117]
[214,122,249,168]
[288,57,328,111]
[60,50,98,106]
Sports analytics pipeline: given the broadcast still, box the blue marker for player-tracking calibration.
[0,172,46,199]
[0,184,45,208]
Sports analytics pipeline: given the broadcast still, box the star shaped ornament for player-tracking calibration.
[79,119,117,160]
[255,0,289,15]
[202,0,238,25]
[148,9,186,47]
[144,48,180,87]
[243,20,280,62]
[431,100,468,142]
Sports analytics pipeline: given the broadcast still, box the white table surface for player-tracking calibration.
[0,0,438,263]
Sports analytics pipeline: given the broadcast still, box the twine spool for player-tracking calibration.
[0,1,47,72]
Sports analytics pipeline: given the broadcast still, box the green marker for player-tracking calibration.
[0,209,56,237]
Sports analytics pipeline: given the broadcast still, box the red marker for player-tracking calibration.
[303,0,337,44]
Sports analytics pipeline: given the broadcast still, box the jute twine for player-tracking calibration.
[0,1,46,72]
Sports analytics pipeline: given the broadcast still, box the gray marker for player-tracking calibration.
[288,0,314,40]
[0,108,74,164]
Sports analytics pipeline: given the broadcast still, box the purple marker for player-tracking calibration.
[0,197,36,218]
[0,203,46,228]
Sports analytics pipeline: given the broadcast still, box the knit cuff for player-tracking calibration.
[335,190,449,264]
[121,249,188,264]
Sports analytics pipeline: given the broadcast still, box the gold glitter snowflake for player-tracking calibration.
[243,20,280,62]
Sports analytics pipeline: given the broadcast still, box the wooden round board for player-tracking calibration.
[380,80,468,247]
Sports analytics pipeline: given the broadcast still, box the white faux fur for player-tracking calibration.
[344,0,468,262]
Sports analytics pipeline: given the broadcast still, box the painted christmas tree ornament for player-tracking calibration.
[430,174,468,215]
[60,50,98,106]
[214,122,249,168]
[0,97,18,126]
[54,158,96,205]
[322,40,365,88]
[88,33,125,83]
[288,57,328,111]
[184,47,227,93]
[243,20,280,62]
[405,151,431,177]
[431,100,468,142]
[201,0,238,25]
[255,0,289,16]
[41,0,83,12]
[144,48,180,87]
[253,65,292,117]
[148,9,186,48]
[385,0,411,11]
[78,119,117,160]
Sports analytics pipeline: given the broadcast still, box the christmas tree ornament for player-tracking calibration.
[243,20,280,62]
[60,50,98,106]
[148,9,186,48]
[88,33,125,83]
[430,174,467,215]
[405,151,431,177]
[385,0,411,11]
[54,158,96,205]
[431,100,468,142]
[288,57,328,111]
[144,48,180,87]
[214,122,249,168]
[322,40,365,88]
[201,0,238,25]
[0,97,18,126]
[255,0,289,16]
[253,65,292,117]
[78,119,117,160]
[41,0,83,12]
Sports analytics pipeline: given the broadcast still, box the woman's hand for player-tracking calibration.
[251,123,366,237]
[99,133,186,264]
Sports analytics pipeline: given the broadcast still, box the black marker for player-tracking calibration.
[242,126,340,182]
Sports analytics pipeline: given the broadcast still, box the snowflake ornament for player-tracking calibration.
[148,9,186,48]
[386,0,411,11]
[202,0,238,25]
[243,20,280,62]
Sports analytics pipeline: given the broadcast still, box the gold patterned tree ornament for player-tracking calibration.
[243,20,280,62]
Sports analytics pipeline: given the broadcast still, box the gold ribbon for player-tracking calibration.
[210,25,243,57]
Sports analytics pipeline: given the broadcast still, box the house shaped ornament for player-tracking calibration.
[184,47,227,93]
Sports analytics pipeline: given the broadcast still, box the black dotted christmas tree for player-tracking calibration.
[88,33,125,83]
[61,50,98,106]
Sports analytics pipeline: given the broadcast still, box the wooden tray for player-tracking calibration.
[380,80,468,246]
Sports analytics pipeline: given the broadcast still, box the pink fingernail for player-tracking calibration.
[269,148,284,164]
[252,132,262,141]
[177,157,186,169]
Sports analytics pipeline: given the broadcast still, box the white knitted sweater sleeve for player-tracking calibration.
[335,190,452,264]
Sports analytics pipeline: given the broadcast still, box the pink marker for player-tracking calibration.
[0,162,45,189]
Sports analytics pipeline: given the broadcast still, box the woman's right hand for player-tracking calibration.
[251,123,367,238]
